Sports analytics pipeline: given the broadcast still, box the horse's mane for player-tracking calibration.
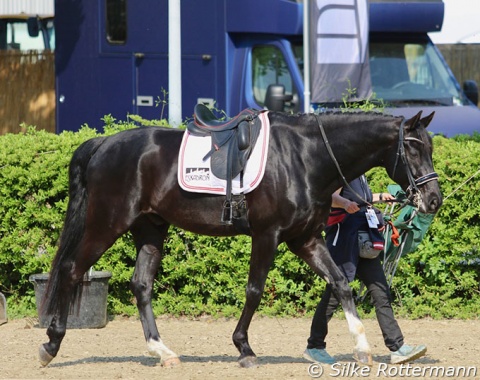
[316,110,402,120]
[277,110,403,123]
[270,111,403,131]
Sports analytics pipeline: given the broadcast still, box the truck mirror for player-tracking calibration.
[264,84,293,112]
[27,17,40,37]
[463,80,479,106]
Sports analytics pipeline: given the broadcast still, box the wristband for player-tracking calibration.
[379,193,383,201]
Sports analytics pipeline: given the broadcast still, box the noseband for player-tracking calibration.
[392,120,439,207]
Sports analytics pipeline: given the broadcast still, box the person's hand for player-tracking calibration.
[343,199,360,214]
[378,192,395,202]
[331,189,360,213]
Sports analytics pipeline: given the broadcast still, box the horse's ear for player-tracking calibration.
[404,111,423,131]
[419,111,435,129]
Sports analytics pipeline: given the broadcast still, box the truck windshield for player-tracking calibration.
[291,35,465,107]
[369,35,463,106]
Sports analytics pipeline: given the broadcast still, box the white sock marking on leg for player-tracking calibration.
[147,338,178,360]
[345,311,371,353]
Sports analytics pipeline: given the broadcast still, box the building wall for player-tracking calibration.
[437,43,480,106]
[0,50,55,134]
[0,0,54,15]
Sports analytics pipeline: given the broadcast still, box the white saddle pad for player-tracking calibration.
[178,111,270,195]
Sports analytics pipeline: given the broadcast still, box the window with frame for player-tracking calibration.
[0,19,49,50]
[106,0,127,44]
[252,45,295,109]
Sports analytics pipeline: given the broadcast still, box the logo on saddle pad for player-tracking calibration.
[185,167,210,182]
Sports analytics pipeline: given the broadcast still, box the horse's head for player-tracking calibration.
[388,111,442,214]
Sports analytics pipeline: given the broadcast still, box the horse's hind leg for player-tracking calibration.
[40,230,120,366]
[232,233,277,368]
[129,218,180,367]
[288,237,373,366]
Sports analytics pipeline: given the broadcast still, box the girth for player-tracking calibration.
[187,104,262,229]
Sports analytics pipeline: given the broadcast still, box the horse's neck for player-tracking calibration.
[324,116,398,185]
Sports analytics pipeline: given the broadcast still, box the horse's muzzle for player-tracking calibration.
[420,186,443,214]
[410,172,442,214]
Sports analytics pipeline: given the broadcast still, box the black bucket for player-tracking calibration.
[29,271,112,329]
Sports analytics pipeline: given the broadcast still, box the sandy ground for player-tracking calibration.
[1,316,479,380]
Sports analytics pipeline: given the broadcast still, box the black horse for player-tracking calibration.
[39,110,441,368]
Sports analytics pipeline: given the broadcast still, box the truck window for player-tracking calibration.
[106,0,127,44]
[252,45,297,112]
[0,18,54,51]
[290,41,304,79]
[369,36,463,106]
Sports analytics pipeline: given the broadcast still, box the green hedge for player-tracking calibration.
[1,119,479,319]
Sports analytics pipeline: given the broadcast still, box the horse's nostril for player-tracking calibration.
[429,196,442,213]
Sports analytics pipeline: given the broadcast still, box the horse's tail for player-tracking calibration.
[43,136,107,316]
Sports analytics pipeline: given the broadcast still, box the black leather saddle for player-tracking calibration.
[190,103,256,132]
[187,104,263,228]
[188,104,262,181]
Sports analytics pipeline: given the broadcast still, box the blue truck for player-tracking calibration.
[54,0,480,136]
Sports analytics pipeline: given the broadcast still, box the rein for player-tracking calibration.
[315,115,438,210]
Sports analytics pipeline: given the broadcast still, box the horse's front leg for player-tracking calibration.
[130,222,180,367]
[289,237,373,366]
[232,233,277,368]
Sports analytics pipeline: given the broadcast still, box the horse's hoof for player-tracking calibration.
[353,349,373,366]
[161,356,181,368]
[238,355,258,368]
[39,344,54,367]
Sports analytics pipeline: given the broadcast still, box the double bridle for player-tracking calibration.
[391,120,438,207]
[316,116,438,209]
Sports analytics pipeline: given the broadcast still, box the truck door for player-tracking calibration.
[100,0,170,121]
[133,54,217,122]
[132,54,168,120]
[101,0,217,122]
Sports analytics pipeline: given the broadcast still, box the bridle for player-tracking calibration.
[315,116,438,209]
[391,119,438,207]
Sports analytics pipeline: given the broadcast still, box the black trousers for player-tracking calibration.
[307,255,404,352]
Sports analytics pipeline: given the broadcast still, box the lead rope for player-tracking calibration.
[442,168,480,202]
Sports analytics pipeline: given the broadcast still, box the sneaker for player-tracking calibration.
[303,348,336,364]
[391,344,427,364]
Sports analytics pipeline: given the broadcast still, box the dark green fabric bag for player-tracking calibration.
[382,185,435,286]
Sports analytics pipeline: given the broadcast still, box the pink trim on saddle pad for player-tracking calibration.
[177,111,270,195]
